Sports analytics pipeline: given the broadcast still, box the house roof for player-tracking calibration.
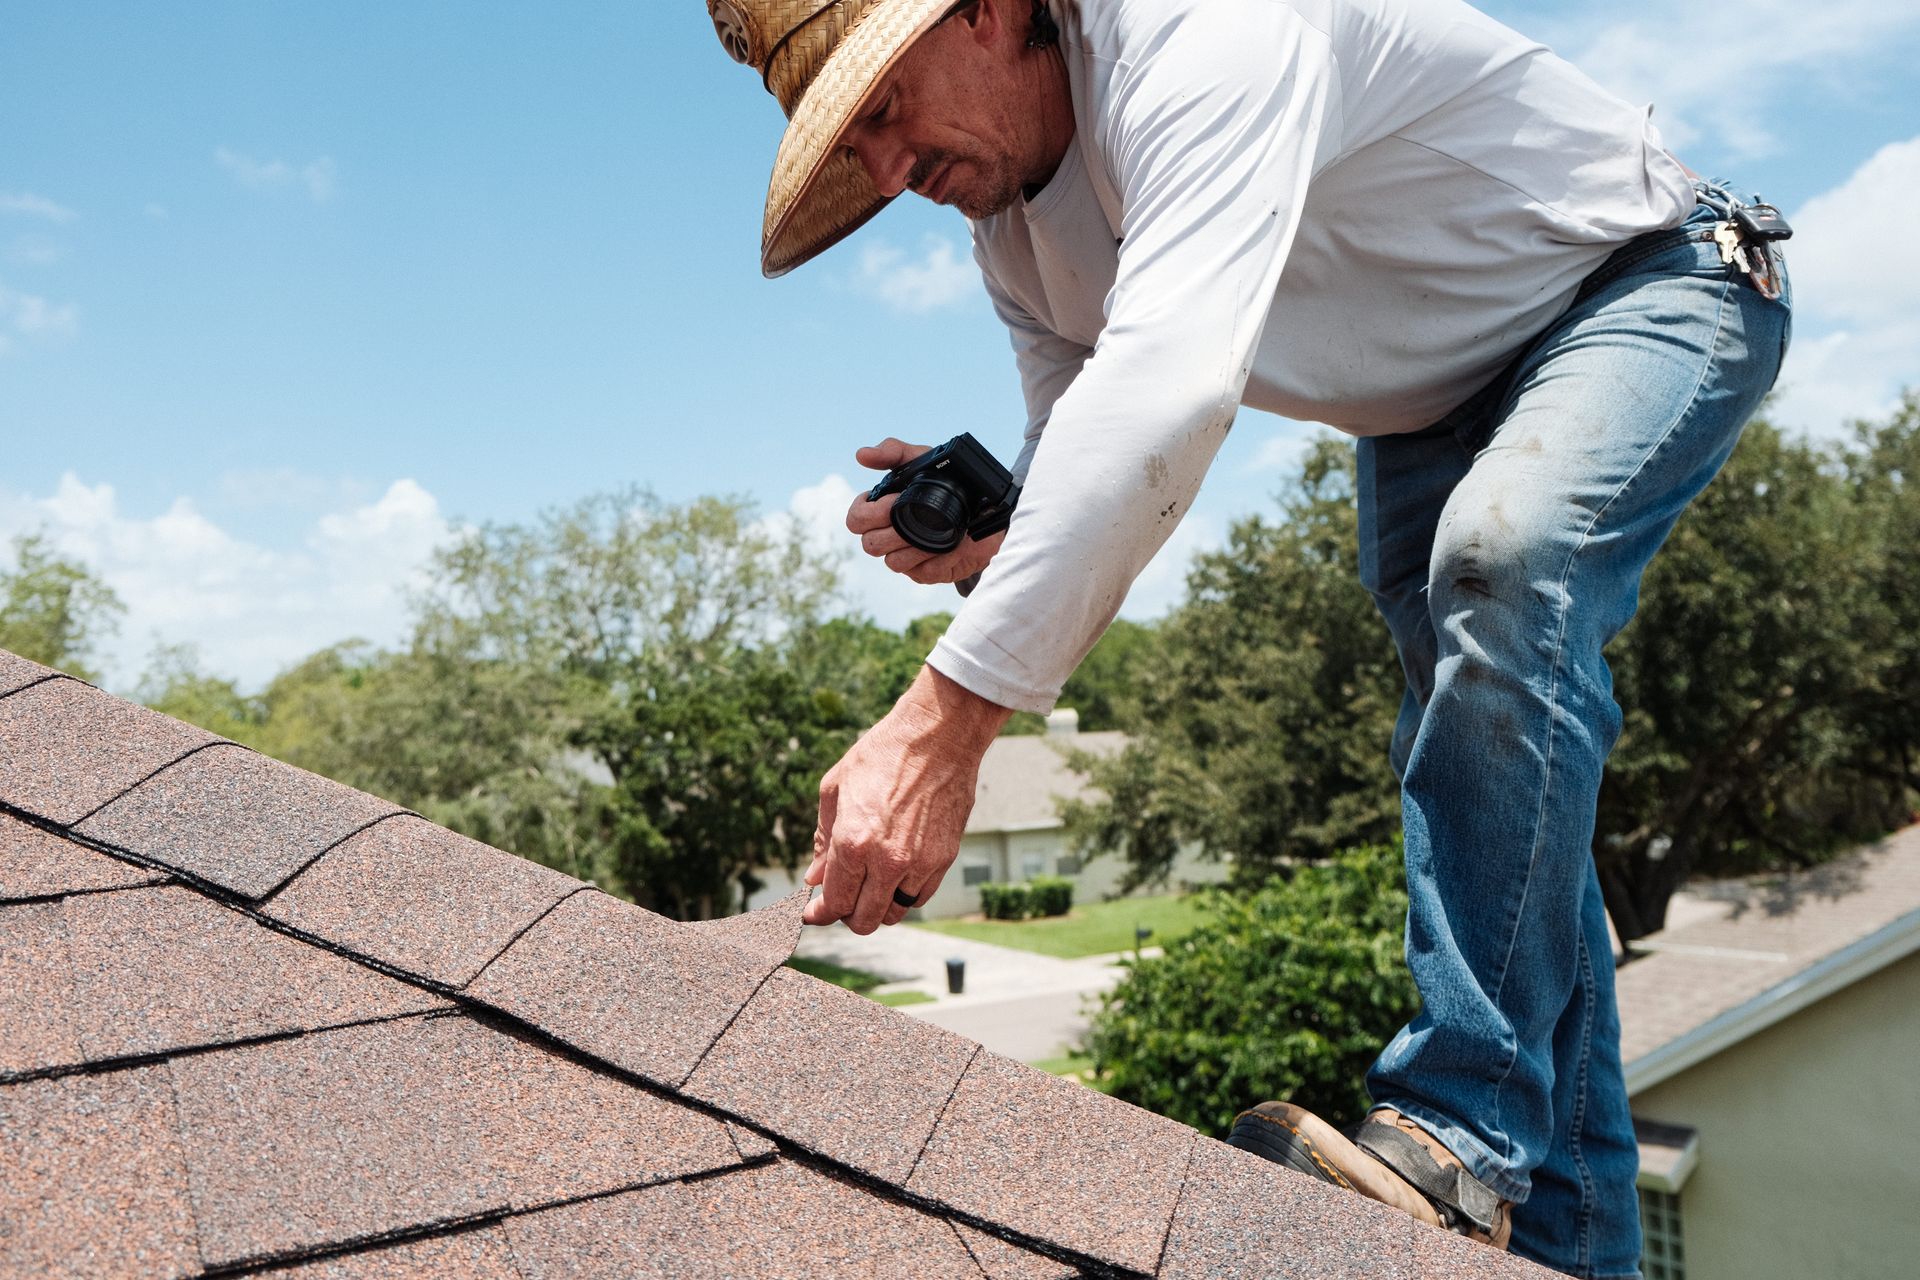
[1617,819,1920,1095]
[966,730,1127,836]
[0,650,1553,1279]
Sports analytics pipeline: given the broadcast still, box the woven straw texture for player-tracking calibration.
[707,0,954,276]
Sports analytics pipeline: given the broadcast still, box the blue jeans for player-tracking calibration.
[1356,184,1792,1279]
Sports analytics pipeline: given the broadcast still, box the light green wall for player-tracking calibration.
[1632,948,1920,1280]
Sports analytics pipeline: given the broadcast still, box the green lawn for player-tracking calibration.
[1030,1052,1116,1094]
[908,893,1211,958]
[873,989,937,1007]
[785,956,937,1008]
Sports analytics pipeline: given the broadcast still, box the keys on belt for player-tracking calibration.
[1713,199,1793,300]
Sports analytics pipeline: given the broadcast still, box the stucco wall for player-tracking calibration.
[1630,948,1920,1280]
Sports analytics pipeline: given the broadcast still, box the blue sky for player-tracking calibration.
[3,1,1917,690]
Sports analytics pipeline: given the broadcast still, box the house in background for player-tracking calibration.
[1614,821,1920,1280]
[748,708,1229,919]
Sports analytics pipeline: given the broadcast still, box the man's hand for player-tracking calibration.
[847,437,1007,585]
[805,666,1013,934]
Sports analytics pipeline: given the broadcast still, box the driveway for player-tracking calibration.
[794,919,1160,1061]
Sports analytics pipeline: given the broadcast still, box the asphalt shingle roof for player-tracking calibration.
[1616,820,1920,1072]
[0,657,1553,1279]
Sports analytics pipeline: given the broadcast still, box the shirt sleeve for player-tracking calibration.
[975,240,1093,484]
[931,0,1344,712]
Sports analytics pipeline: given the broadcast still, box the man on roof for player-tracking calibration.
[703,0,1790,1273]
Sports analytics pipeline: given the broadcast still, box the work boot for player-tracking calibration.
[1228,1102,1514,1249]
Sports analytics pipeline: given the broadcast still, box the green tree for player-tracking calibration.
[1003,617,1160,735]
[137,644,262,742]
[0,533,125,680]
[590,645,864,919]
[1598,411,1920,936]
[1064,442,1403,889]
[1086,841,1418,1134]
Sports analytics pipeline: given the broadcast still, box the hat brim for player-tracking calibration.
[760,0,956,278]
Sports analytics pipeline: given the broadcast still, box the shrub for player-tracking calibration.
[979,882,1033,920]
[1085,840,1418,1135]
[1027,875,1075,917]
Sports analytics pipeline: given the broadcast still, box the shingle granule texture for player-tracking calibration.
[509,1160,986,1280]
[251,1226,522,1279]
[953,1220,1085,1278]
[165,1013,742,1268]
[1409,1219,1553,1279]
[1159,1137,1423,1280]
[907,1050,1199,1274]
[0,649,57,698]
[0,901,80,1077]
[263,815,581,987]
[683,885,810,970]
[61,884,446,1063]
[467,889,771,1087]
[727,1120,779,1160]
[77,744,405,899]
[0,677,222,825]
[0,1066,200,1279]
[0,812,165,901]
[499,1181,692,1279]
[682,964,979,1182]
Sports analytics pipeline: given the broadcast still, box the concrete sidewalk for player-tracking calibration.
[793,919,1160,1061]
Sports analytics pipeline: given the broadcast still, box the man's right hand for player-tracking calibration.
[846,437,1006,586]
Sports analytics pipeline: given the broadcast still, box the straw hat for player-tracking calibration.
[706,0,962,277]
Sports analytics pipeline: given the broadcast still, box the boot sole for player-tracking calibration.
[1227,1102,1445,1230]
[1227,1107,1357,1191]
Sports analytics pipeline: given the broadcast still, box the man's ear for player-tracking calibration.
[959,0,1002,48]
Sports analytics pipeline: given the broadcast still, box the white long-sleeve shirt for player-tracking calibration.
[928,0,1693,713]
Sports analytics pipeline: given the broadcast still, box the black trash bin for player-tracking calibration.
[945,957,966,995]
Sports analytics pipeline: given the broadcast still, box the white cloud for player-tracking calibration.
[1549,0,1920,159]
[0,475,456,692]
[0,279,79,351]
[214,146,338,202]
[6,235,63,267]
[853,235,980,313]
[0,192,76,223]
[1770,134,1920,434]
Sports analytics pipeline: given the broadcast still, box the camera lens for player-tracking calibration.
[891,477,967,553]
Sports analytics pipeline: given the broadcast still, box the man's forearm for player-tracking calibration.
[892,664,1014,758]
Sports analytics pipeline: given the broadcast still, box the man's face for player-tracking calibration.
[838,4,1032,221]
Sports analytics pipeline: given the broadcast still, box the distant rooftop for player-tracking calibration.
[1617,819,1920,1094]
[967,726,1127,836]
[0,648,1550,1279]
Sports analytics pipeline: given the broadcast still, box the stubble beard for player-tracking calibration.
[915,149,1024,220]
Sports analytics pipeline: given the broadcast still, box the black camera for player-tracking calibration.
[867,433,1021,554]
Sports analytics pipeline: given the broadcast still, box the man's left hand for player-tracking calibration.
[804,666,1012,933]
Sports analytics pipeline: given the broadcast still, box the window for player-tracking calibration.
[1640,1188,1686,1280]
[1020,854,1046,880]
[1056,855,1082,875]
[962,864,991,887]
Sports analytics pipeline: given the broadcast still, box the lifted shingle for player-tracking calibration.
[0,1066,200,1279]
[683,885,810,970]
[468,889,772,1088]
[683,965,979,1183]
[0,812,166,901]
[263,815,581,987]
[77,744,405,899]
[907,1051,1198,1275]
[0,678,221,825]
